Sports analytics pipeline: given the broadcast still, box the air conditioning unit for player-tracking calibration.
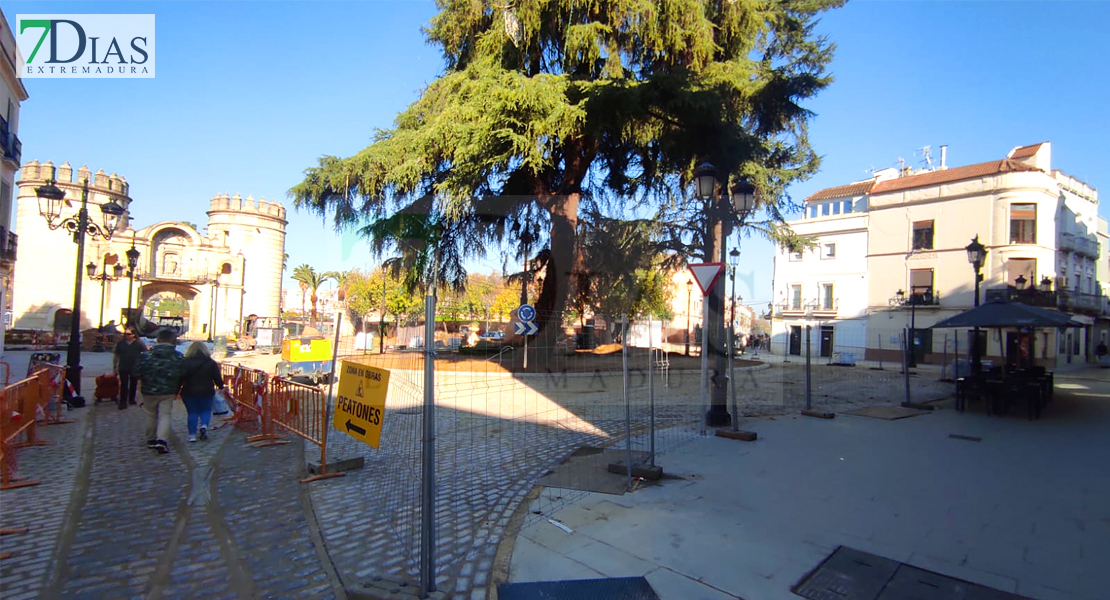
[1056,276,1067,289]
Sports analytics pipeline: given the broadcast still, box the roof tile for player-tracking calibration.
[805,181,874,202]
[870,159,1041,194]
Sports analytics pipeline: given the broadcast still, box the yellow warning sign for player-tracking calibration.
[333,360,390,448]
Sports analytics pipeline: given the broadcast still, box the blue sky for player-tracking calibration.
[7,1,1109,310]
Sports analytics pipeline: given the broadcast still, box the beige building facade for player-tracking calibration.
[774,142,1106,368]
[12,160,286,340]
[1,9,29,356]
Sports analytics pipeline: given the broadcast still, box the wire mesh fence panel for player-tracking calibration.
[754,321,956,414]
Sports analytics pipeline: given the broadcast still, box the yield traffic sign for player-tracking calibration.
[688,262,725,296]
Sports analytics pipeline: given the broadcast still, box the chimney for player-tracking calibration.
[939,145,948,170]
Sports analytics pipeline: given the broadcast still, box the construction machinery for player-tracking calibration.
[275,326,333,384]
[231,315,283,353]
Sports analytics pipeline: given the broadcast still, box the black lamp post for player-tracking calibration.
[1015,274,1027,291]
[87,260,125,328]
[125,240,140,327]
[685,279,693,356]
[729,247,740,354]
[208,274,221,342]
[693,162,756,427]
[35,177,126,406]
[966,235,988,373]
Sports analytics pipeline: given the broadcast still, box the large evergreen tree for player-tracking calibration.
[291,0,843,339]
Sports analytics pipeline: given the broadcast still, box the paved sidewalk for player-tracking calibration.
[0,349,346,600]
[506,368,1110,600]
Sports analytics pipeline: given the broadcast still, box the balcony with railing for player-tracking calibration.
[986,286,1059,309]
[1058,290,1104,314]
[134,268,212,285]
[812,299,839,317]
[0,115,21,166]
[1058,232,1076,252]
[0,226,16,265]
[1078,237,1100,258]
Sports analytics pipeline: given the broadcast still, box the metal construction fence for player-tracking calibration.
[220,301,962,597]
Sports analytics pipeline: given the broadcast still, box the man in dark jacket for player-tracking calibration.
[134,328,185,454]
[113,326,147,409]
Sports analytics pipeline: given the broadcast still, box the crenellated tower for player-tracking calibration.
[205,193,287,319]
[13,160,134,330]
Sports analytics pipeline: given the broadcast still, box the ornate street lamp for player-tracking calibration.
[1040,276,1053,293]
[965,235,988,373]
[125,240,141,327]
[87,259,126,329]
[35,176,126,406]
[692,162,756,426]
[1015,274,1027,291]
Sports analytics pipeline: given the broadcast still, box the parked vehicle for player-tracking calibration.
[481,331,505,341]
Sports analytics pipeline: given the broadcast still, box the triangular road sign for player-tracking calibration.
[688,263,725,296]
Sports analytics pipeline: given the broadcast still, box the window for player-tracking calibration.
[821,203,830,216]
[912,220,934,250]
[808,205,818,218]
[1006,258,1035,288]
[832,202,841,215]
[790,284,802,310]
[910,268,934,304]
[0,181,10,224]
[842,200,853,214]
[821,283,834,309]
[823,243,836,258]
[1010,203,1036,244]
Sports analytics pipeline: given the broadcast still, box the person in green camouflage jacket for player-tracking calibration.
[135,329,185,454]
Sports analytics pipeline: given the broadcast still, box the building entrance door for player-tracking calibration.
[820,326,834,358]
[789,326,802,356]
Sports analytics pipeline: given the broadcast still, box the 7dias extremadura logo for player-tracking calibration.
[16,14,155,78]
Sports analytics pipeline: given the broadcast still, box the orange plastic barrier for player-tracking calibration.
[0,374,53,490]
[34,365,75,426]
[269,377,344,483]
[221,365,285,447]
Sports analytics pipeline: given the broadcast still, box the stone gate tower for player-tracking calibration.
[205,193,286,320]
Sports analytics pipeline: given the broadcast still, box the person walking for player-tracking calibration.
[178,342,225,443]
[135,329,185,454]
[113,326,147,409]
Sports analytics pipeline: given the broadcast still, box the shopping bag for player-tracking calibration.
[212,388,232,416]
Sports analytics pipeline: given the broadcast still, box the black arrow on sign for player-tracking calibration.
[345,419,366,436]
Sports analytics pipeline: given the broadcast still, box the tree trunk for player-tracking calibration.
[310,290,319,328]
[536,192,579,347]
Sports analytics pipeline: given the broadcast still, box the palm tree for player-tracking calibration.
[324,270,351,303]
[292,265,333,328]
[293,264,312,324]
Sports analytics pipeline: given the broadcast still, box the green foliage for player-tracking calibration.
[291,265,335,327]
[291,0,844,323]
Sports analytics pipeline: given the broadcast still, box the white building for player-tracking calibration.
[12,160,287,340]
[773,142,1106,368]
[1,9,29,356]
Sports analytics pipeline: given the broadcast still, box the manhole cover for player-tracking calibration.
[793,547,898,599]
[794,547,1032,600]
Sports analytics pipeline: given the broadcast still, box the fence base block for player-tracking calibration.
[606,462,663,481]
[307,456,365,476]
[715,429,758,442]
[349,575,449,600]
[801,409,836,419]
[900,401,936,411]
[0,478,41,490]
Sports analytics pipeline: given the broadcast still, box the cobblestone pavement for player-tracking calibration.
[0,387,346,600]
